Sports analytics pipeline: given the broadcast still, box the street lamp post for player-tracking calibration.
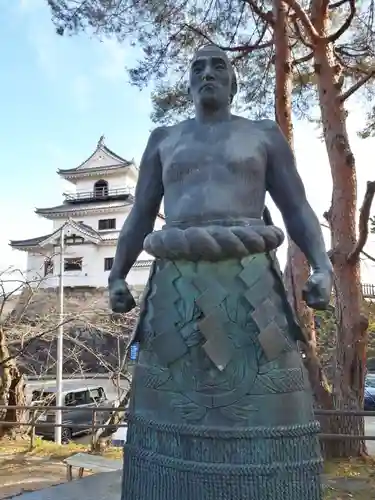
[55,225,65,444]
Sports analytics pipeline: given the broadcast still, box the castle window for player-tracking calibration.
[65,234,84,245]
[98,218,116,230]
[64,257,83,272]
[104,257,114,271]
[44,258,53,276]
[94,179,108,198]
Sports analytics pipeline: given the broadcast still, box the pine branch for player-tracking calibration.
[242,0,275,26]
[292,51,314,65]
[329,0,351,8]
[283,0,320,43]
[326,0,356,42]
[347,181,375,264]
[291,15,314,48]
[340,71,375,102]
[361,250,375,264]
[285,0,356,44]
[184,23,272,52]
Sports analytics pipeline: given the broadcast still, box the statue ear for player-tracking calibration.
[230,72,238,102]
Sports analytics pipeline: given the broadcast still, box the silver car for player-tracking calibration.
[31,384,111,443]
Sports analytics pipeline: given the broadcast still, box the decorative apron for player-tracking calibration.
[121,219,323,500]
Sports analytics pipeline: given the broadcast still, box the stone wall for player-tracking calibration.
[7,286,141,376]
[10,285,143,322]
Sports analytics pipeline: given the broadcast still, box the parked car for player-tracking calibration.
[111,422,128,448]
[364,374,375,411]
[31,384,112,443]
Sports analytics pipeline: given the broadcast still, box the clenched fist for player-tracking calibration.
[302,269,333,311]
[109,278,136,313]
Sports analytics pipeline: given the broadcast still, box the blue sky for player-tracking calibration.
[1,0,154,271]
[2,0,375,283]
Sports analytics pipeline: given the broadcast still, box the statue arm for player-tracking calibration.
[109,128,165,282]
[264,120,332,274]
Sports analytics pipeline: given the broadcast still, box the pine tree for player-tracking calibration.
[47,0,375,457]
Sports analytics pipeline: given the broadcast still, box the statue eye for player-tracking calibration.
[215,63,226,70]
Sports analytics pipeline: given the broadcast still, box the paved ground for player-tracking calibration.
[0,455,67,499]
[9,470,374,500]
[6,471,121,500]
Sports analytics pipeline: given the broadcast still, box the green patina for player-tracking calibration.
[123,253,323,499]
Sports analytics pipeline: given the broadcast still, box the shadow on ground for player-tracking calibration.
[0,444,374,500]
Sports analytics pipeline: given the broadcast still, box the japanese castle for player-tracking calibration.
[10,136,163,291]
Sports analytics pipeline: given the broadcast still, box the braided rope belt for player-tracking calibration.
[144,221,285,261]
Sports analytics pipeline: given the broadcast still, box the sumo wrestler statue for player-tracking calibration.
[109,44,333,500]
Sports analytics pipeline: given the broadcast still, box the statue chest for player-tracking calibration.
[161,125,268,187]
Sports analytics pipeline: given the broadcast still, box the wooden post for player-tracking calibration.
[29,409,36,451]
[91,409,96,453]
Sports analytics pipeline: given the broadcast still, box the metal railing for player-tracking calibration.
[1,405,375,451]
[0,404,125,451]
[362,283,375,298]
[63,187,130,203]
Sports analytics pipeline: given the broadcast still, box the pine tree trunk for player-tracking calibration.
[273,1,334,448]
[311,0,366,457]
[0,325,26,439]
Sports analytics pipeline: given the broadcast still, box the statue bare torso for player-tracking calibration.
[110,43,332,313]
[159,116,269,224]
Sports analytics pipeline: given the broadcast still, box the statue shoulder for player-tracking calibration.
[256,119,281,136]
[233,115,279,134]
[148,120,191,146]
[148,125,169,147]
[257,119,287,152]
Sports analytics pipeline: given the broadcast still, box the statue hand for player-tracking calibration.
[302,270,333,311]
[109,278,136,313]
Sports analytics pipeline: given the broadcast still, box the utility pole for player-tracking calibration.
[55,225,65,444]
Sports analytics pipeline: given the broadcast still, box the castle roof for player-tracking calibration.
[57,135,137,182]
[10,219,102,250]
[10,233,54,248]
[35,198,134,219]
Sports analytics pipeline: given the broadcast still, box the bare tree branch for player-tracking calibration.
[0,316,78,368]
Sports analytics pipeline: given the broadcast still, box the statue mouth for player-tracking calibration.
[200,82,216,91]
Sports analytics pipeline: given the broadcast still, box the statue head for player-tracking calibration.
[189,44,237,112]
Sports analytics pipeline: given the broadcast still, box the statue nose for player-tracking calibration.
[202,69,214,81]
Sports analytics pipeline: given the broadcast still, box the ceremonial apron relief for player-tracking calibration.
[122,223,323,500]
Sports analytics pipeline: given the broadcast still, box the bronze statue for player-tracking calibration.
[109,44,333,500]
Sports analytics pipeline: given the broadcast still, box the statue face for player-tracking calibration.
[189,47,235,110]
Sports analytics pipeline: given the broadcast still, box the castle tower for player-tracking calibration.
[10,136,163,293]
